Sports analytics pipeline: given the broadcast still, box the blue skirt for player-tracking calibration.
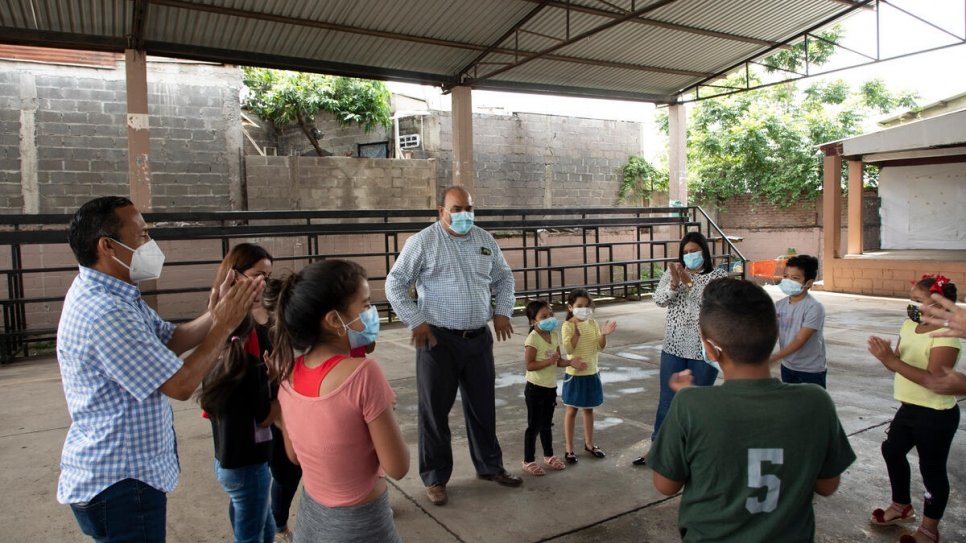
[561,372,603,408]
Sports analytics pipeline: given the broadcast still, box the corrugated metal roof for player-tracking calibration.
[0,0,868,102]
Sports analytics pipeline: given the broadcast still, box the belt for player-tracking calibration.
[432,325,488,338]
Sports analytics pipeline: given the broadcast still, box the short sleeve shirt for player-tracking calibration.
[561,319,601,376]
[648,379,856,542]
[895,319,961,409]
[775,294,827,373]
[56,267,184,504]
[525,329,560,388]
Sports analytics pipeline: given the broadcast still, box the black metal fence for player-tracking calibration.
[0,206,744,363]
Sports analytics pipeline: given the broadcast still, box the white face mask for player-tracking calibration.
[111,239,165,282]
[572,307,593,321]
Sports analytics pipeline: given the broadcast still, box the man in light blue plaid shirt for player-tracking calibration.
[386,186,521,507]
[57,196,261,542]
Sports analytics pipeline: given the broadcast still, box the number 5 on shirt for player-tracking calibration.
[745,448,783,514]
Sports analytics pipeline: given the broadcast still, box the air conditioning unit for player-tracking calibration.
[399,133,421,149]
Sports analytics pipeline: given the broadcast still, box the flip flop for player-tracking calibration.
[521,461,545,476]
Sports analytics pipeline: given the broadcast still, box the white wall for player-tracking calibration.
[879,162,966,249]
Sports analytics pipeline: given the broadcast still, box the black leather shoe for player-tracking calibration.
[632,456,647,466]
[478,469,523,487]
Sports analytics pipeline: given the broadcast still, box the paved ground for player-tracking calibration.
[1,287,964,543]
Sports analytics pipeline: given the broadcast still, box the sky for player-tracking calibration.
[386,0,966,127]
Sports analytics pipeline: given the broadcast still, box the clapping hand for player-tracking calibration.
[669,263,691,289]
[569,356,588,371]
[546,350,561,366]
[600,320,617,336]
[867,336,900,371]
[668,369,693,392]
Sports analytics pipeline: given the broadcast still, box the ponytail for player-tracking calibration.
[268,272,301,384]
[197,316,254,414]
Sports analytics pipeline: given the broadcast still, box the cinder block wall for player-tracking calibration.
[0,58,243,213]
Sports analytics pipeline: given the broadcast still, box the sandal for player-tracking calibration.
[871,503,916,526]
[543,456,566,471]
[564,451,578,464]
[584,444,606,458]
[899,526,939,543]
[521,461,545,476]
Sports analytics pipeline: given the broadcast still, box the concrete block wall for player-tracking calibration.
[0,58,242,214]
[245,156,436,211]
[246,110,392,157]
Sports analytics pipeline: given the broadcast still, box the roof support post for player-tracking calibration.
[451,86,475,192]
[823,153,843,263]
[125,49,152,210]
[667,103,688,205]
[847,159,864,255]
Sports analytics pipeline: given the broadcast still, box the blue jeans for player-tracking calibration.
[651,350,719,441]
[214,459,276,543]
[69,478,166,542]
[781,365,827,388]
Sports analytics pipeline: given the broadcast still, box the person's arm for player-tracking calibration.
[768,328,817,364]
[922,367,966,396]
[652,268,680,308]
[368,408,410,480]
[487,237,516,341]
[653,472,685,496]
[868,336,958,387]
[525,344,557,372]
[598,320,616,349]
[922,293,966,338]
[561,321,579,354]
[278,414,300,466]
[384,234,427,330]
[160,277,262,401]
[814,476,841,496]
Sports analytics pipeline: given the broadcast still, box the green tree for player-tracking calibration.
[241,67,392,156]
[618,155,669,205]
[683,29,917,207]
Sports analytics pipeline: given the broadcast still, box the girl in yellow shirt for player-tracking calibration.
[868,275,960,543]
[560,289,617,464]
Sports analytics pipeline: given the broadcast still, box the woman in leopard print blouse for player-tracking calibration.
[633,231,727,466]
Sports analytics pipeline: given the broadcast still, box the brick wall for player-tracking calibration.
[0,58,243,213]
[825,258,966,297]
[244,156,436,210]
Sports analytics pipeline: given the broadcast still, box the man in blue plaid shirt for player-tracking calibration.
[386,186,521,507]
[56,196,262,542]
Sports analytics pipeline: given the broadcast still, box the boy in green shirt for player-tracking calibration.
[649,279,856,542]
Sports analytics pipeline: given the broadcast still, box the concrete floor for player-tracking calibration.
[1,287,964,543]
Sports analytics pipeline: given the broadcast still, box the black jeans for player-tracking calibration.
[524,382,557,463]
[882,402,960,519]
[269,425,302,531]
[416,326,504,487]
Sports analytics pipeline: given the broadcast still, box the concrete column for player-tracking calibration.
[847,159,864,255]
[450,86,474,192]
[18,72,39,214]
[822,153,843,263]
[667,103,687,206]
[125,49,152,210]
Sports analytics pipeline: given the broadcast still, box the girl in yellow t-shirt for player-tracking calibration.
[560,289,617,465]
[868,275,961,543]
[521,300,585,476]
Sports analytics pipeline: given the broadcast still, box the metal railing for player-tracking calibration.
[0,206,744,363]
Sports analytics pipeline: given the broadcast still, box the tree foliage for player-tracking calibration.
[618,155,669,204]
[241,67,392,156]
[683,28,917,208]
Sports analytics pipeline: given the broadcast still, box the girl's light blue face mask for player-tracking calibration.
[778,278,804,296]
[683,251,704,270]
[340,305,380,349]
[537,317,559,332]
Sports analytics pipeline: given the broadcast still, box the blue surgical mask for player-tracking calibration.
[701,339,722,374]
[446,211,474,235]
[778,278,804,297]
[339,306,380,349]
[683,251,704,270]
[537,317,559,332]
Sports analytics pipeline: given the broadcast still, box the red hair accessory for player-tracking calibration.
[912,273,952,294]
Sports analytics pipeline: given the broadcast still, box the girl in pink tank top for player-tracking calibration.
[267,260,409,543]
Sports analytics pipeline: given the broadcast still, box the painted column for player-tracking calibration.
[847,159,864,255]
[822,153,843,265]
[18,72,38,213]
[667,103,687,206]
[125,49,152,210]
[450,86,474,192]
